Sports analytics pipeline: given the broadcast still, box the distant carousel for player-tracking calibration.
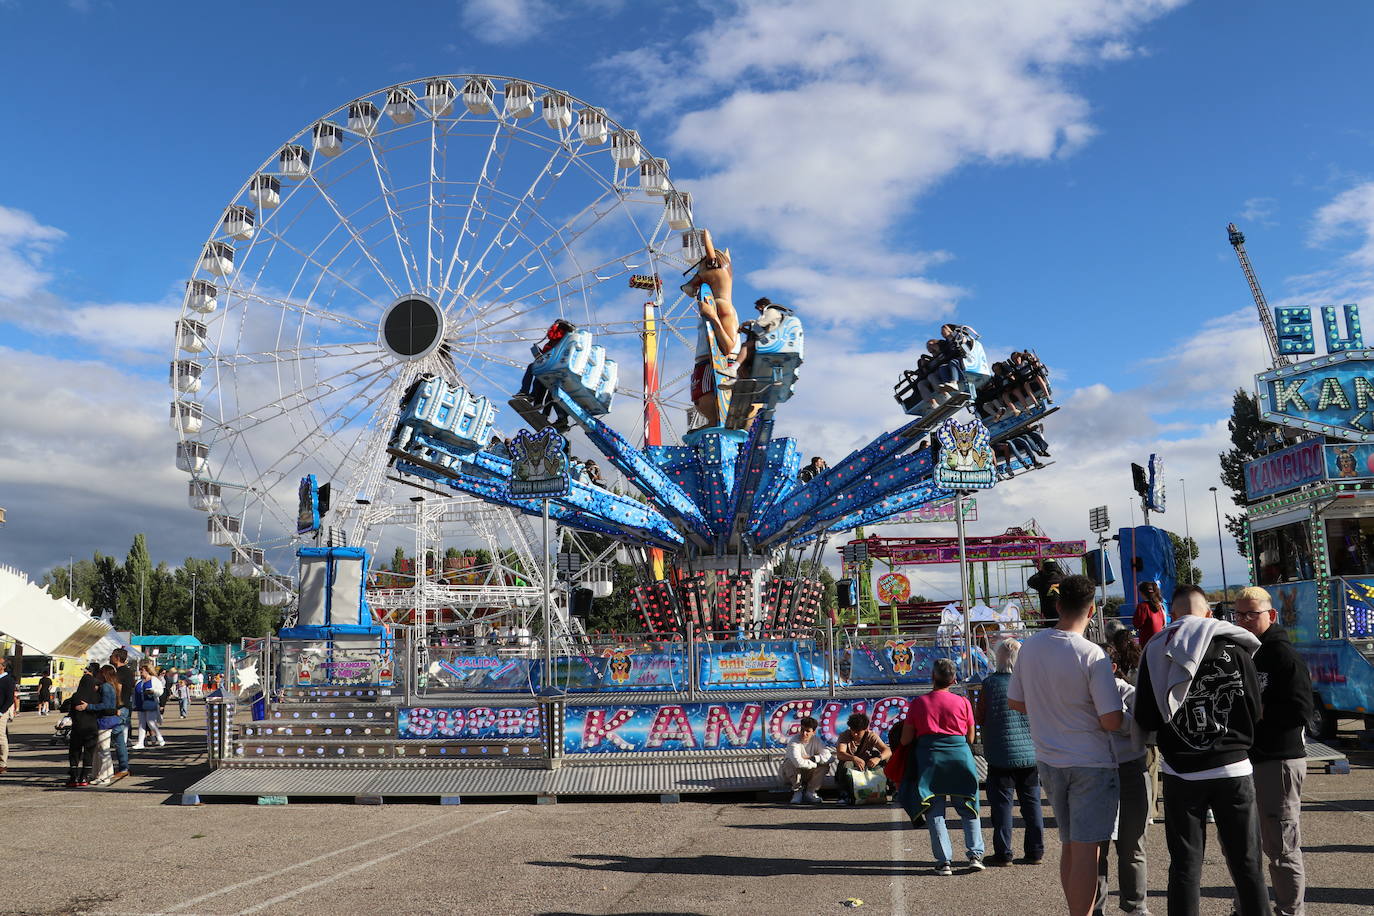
[178,75,1062,804]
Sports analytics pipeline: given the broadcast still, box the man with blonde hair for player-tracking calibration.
[1235,585,1313,916]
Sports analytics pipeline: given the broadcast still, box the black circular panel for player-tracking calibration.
[383,297,441,357]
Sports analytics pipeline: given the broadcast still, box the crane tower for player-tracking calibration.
[1227,222,1290,368]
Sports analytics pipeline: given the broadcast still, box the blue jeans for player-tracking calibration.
[112,708,130,771]
[927,795,984,865]
[178,696,189,717]
[988,765,1045,861]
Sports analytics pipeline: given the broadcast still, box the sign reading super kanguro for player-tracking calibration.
[1256,350,1374,442]
[507,428,570,498]
[933,418,996,490]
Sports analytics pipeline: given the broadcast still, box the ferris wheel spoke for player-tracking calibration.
[363,135,424,293]
[443,130,584,313]
[219,355,391,436]
[461,186,625,315]
[436,119,509,307]
[252,366,401,498]
[469,246,653,332]
[306,174,404,299]
[250,225,386,312]
[211,341,383,367]
[216,284,375,334]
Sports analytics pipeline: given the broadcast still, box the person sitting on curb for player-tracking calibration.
[834,712,892,805]
[779,715,832,805]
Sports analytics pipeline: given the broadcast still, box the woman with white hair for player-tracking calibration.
[974,638,1044,866]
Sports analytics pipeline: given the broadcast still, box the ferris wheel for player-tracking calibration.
[169,75,707,596]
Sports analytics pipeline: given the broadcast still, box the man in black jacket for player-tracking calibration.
[1134,584,1271,916]
[110,648,135,779]
[1236,586,1313,916]
[1027,559,1064,625]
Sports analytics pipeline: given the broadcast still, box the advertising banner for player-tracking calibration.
[1244,439,1325,500]
[885,540,1087,565]
[564,695,914,754]
[876,573,911,604]
[869,498,978,526]
[696,640,821,689]
[398,706,544,740]
[933,418,997,490]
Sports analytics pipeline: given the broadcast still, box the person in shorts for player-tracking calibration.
[1008,574,1124,916]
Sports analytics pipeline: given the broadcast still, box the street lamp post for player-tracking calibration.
[1179,477,1193,584]
[1208,487,1230,600]
[190,573,197,641]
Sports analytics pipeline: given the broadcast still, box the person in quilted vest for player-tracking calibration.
[975,638,1045,866]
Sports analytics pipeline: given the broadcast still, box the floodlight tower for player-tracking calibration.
[1227,222,1289,369]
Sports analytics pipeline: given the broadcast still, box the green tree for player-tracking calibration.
[1218,388,1271,556]
[119,534,155,633]
[1167,531,1202,586]
[390,546,406,572]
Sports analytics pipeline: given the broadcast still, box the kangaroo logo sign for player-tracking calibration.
[933,418,996,490]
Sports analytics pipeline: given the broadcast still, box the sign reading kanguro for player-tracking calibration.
[1257,302,1374,441]
[1244,439,1325,500]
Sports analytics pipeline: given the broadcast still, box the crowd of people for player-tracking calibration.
[55,651,218,788]
[778,577,1314,916]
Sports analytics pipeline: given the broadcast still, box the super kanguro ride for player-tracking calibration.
[179,76,1064,801]
[387,230,1061,644]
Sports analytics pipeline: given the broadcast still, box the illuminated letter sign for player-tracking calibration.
[1257,351,1374,441]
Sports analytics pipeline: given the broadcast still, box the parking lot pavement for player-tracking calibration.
[2,710,1372,915]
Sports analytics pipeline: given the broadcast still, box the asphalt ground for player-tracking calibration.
[1,709,1372,916]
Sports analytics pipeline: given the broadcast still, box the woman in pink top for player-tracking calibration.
[898,658,985,875]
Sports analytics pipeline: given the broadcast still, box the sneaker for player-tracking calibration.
[934,863,953,876]
[968,853,985,871]
[1023,855,1043,865]
[803,790,823,804]
[77,780,90,787]
[790,789,804,805]
[132,743,145,750]
[111,771,129,781]
[156,740,167,747]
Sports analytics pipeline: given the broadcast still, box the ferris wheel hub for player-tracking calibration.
[380,294,446,361]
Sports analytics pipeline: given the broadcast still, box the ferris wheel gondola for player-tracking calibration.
[170,74,707,615]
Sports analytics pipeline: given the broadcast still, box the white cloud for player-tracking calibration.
[459,0,557,44]
[608,0,1186,329]
[0,205,65,300]
[1240,196,1278,227]
[1311,181,1374,267]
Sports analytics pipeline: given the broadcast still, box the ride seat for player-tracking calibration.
[532,328,616,415]
[391,377,495,454]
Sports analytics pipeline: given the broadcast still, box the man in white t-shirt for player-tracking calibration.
[1008,574,1124,916]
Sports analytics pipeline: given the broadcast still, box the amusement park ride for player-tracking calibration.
[174,74,1067,803]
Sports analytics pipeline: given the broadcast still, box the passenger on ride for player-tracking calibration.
[722,297,792,387]
[798,456,828,484]
[584,459,603,487]
[515,318,576,431]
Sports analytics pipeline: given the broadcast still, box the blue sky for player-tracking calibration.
[2,0,1374,600]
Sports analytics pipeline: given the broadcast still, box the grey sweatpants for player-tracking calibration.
[1254,758,1305,916]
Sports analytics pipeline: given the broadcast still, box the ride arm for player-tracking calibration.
[542,386,714,546]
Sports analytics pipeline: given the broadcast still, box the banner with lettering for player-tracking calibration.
[398,706,544,740]
[563,695,915,755]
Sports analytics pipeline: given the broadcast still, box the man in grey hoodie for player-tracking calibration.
[1134,584,1270,916]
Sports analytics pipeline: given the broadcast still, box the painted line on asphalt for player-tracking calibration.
[159,808,468,913]
[890,805,908,915]
[1303,789,1374,820]
[233,808,511,915]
